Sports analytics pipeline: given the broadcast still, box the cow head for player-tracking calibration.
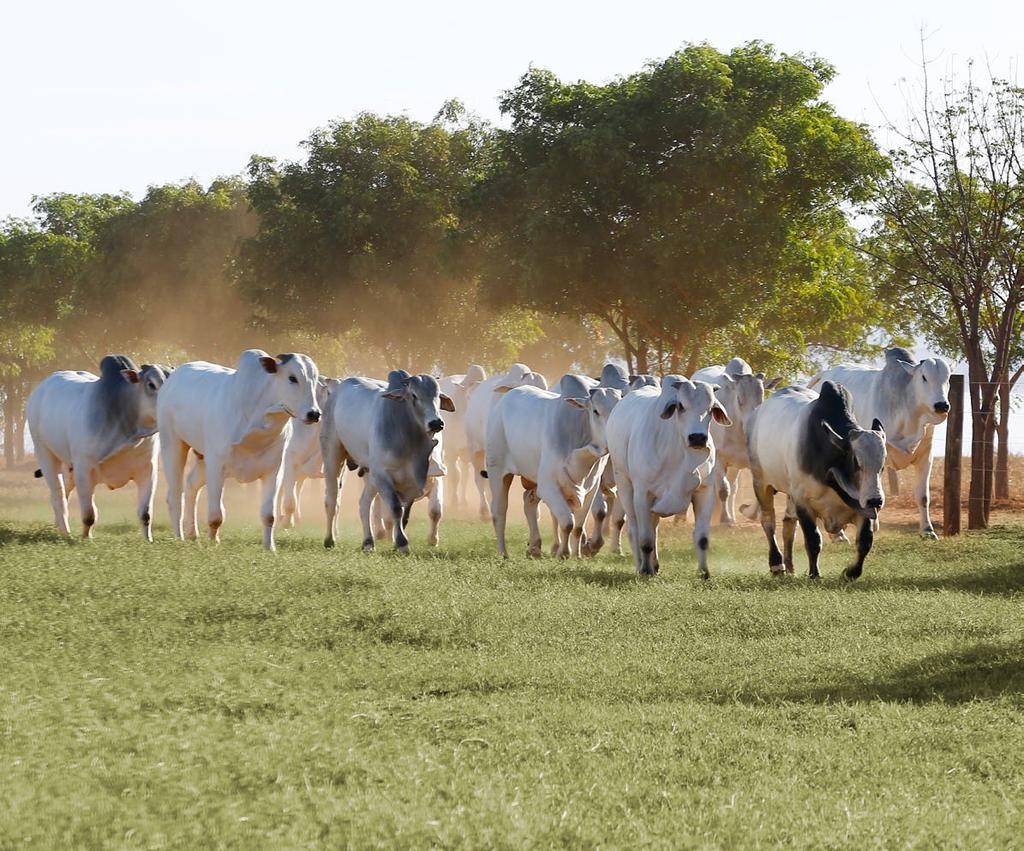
[660,378,732,450]
[714,372,779,432]
[565,387,622,454]
[316,376,341,409]
[383,371,455,435]
[822,418,887,519]
[258,353,321,424]
[459,364,487,395]
[496,363,548,393]
[133,363,171,430]
[628,373,660,392]
[896,357,952,423]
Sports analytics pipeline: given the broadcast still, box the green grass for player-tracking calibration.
[2,480,1023,848]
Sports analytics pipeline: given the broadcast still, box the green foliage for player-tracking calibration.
[1,475,1023,847]
[475,41,889,373]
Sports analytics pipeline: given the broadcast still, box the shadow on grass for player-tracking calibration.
[763,642,1024,704]
[0,524,71,547]
[854,562,1024,598]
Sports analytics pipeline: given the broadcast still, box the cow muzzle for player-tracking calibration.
[933,401,950,415]
[304,409,321,424]
[687,432,708,448]
[428,418,445,433]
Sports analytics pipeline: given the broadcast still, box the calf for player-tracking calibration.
[691,359,781,525]
[485,376,620,558]
[747,381,886,579]
[27,356,170,540]
[321,370,454,553]
[277,377,341,527]
[465,363,547,518]
[438,364,486,508]
[159,349,321,551]
[809,347,949,538]
[606,378,731,577]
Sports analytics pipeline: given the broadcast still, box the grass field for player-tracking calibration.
[2,469,1023,849]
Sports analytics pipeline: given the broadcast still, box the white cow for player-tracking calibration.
[438,364,486,508]
[746,381,887,579]
[485,375,621,558]
[277,377,341,527]
[27,356,171,541]
[606,377,731,577]
[691,358,781,525]
[465,363,547,519]
[321,370,454,553]
[808,347,950,538]
[159,350,321,551]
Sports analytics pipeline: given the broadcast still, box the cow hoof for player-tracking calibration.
[842,566,863,581]
[638,566,656,577]
[361,538,374,552]
[324,538,335,549]
[526,546,542,559]
[396,545,410,556]
[784,563,795,575]
[922,529,938,541]
[808,573,821,582]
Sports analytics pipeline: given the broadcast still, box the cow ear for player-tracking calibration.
[821,420,846,450]
[259,356,278,374]
[121,369,140,384]
[439,393,456,413]
[718,372,735,384]
[670,380,684,390]
[711,402,732,426]
[872,417,885,435]
[494,384,514,394]
[765,376,783,390]
[382,391,405,401]
[897,359,916,375]
[660,401,679,419]
[565,397,587,409]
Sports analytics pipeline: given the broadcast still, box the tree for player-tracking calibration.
[237,107,542,374]
[869,59,1024,528]
[473,42,888,377]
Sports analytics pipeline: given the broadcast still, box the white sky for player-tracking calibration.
[2,0,1022,218]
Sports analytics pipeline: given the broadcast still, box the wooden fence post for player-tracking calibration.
[943,374,965,537]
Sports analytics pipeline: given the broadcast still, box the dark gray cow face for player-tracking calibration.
[384,373,455,435]
[660,378,732,450]
[565,387,622,454]
[896,357,952,423]
[259,353,321,423]
[823,418,887,519]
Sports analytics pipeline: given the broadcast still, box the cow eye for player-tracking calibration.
[147,381,156,391]
[289,376,298,384]
[922,375,927,382]
[592,409,600,417]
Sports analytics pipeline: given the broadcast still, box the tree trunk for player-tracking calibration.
[982,414,995,523]
[995,375,1011,500]
[635,340,648,374]
[3,382,15,471]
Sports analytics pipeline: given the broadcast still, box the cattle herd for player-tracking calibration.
[26,346,953,580]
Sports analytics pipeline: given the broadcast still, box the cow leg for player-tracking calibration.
[205,463,227,544]
[609,490,627,556]
[162,437,190,541]
[472,450,490,520]
[614,474,636,564]
[359,482,379,551]
[72,463,98,539]
[427,477,443,546]
[631,489,658,575]
[379,482,409,553]
[725,466,742,525]
[795,505,823,580]
[583,489,606,556]
[279,464,297,528]
[522,487,543,557]
[691,484,714,579]
[135,463,157,543]
[449,455,462,508]
[36,447,70,535]
[844,515,874,581]
[293,478,305,525]
[712,462,732,526]
[183,457,206,541]
[259,471,281,552]
[913,453,937,539]
[489,473,514,559]
[371,494,389,541]
[539,485,575,560]
[321,438,345,549]
[781,498,797,575]
[752,473,784,575]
